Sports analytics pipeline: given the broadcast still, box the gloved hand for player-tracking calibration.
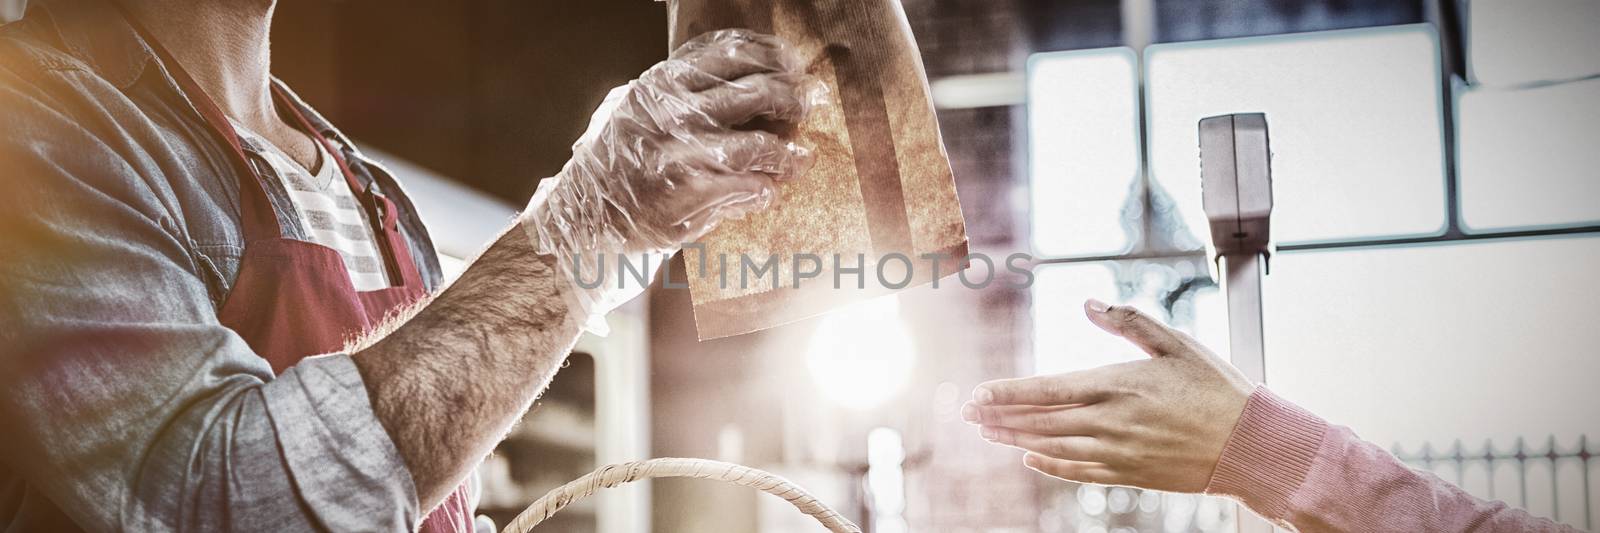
[521,29,817,333]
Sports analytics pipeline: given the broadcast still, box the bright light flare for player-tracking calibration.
[805,296,916,411]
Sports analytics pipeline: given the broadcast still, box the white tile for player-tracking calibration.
[1467,0,1600,87]
[1145,25,1448,246]
[1027,48,1143,257]
[1457,78,1600,231]
[1263,237,1600,450]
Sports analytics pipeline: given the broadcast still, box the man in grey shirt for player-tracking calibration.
[0,0,812,530]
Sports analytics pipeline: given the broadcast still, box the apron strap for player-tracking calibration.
[111,1,284,244]
[270,85,420,288]
[113,1,422,290]
[270,86,367,206]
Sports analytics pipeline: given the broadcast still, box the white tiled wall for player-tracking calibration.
[1144,25,1449,246]
[1466,0,1600,87]
[1457,77,1600,231]
[1027,48,1142,257]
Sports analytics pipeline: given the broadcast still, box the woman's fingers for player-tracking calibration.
[1023,453,1118,486]
[980,428,1111,462]
[960,403,1105,436]
[973,364,1128,406]
[1083,300,1197,358]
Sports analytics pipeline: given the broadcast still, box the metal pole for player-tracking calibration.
[1223,253,1267,383]
[1223,253,1273,533]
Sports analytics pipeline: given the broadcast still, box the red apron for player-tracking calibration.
[120,8,476,532]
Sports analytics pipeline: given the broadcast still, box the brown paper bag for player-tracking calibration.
[667,0,969,340]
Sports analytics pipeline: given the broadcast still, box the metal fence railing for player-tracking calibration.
[1392,436,1594,531]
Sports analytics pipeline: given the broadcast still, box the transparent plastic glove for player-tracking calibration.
[521,29,818,334]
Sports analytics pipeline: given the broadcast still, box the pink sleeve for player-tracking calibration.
[1203,388,1578,532]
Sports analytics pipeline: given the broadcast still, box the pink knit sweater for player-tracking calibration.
[1204,388,1580,532]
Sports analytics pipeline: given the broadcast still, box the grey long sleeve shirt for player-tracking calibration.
[0,0,444,530]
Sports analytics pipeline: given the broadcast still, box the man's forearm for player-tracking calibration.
[345,27,811,513]
[350,220,582,509]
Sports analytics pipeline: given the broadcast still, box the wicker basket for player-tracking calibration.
[501,458,861,533]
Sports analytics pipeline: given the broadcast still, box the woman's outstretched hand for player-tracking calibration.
[963,299,1256,492]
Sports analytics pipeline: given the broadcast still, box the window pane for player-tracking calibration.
[1262,237,1600,527]
[1028,48,1142,257]
[1031,260,1226,376]
[1466,0,1600,87]
[1457,79,1600,231]
[1145,25,1448,246]
[1155,0,1423,43]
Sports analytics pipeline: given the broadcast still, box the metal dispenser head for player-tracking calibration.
[1200,113,1273,258]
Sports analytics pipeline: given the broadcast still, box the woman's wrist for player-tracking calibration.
[1203,387,1330,521]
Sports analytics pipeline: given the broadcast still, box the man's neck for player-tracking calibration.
[121,0,321,170]
[121,0,279,128]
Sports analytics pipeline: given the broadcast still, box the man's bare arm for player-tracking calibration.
[348,30,815,510]
[351,222,577,508]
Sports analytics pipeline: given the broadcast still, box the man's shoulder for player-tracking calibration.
[0,6,155,151]
[0,16,177,224]
[0,1,155,122]
[0,11,95,82]
[0,22,134,155]
[0,23,124,165]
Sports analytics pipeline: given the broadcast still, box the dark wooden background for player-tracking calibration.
[272,1,668,205]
